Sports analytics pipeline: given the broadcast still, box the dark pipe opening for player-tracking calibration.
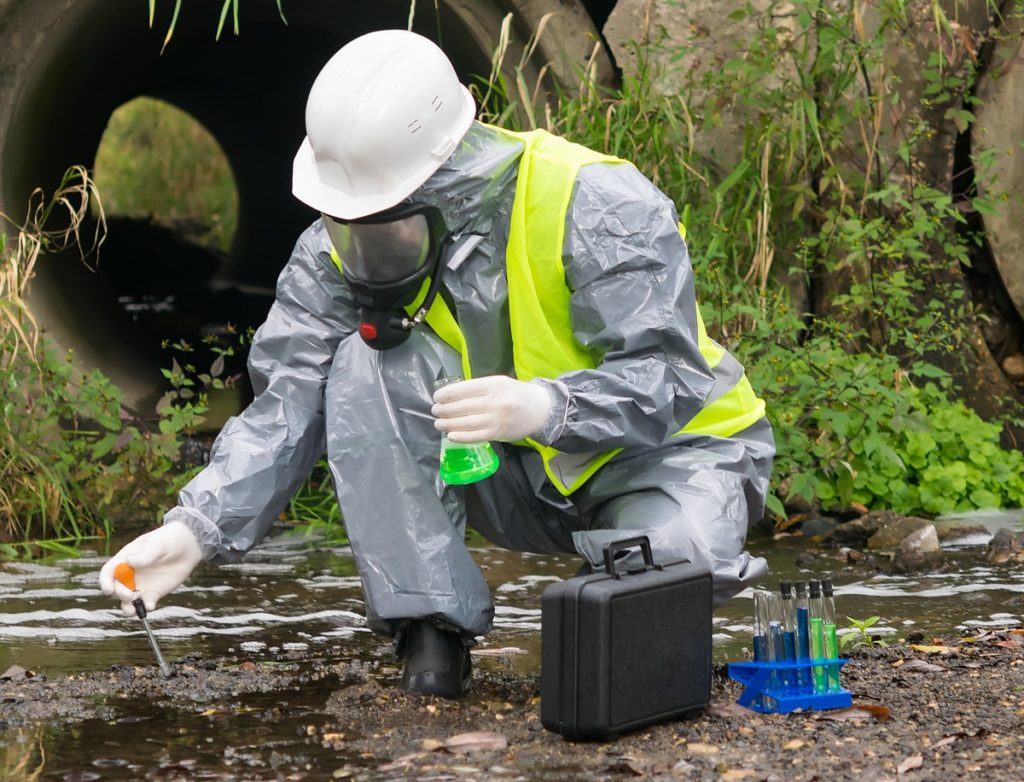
[1,0,602,423]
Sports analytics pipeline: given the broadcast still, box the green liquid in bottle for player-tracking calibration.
[439,438,499,485]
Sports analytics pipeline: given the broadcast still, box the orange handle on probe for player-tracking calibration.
[112,561,171,676]
[113,562,137,592]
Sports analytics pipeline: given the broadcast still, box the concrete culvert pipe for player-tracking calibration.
[0,0,609,422]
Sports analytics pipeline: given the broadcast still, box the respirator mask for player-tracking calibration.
[323,204,448,350]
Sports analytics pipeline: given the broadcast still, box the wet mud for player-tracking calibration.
[3,629,1024,781]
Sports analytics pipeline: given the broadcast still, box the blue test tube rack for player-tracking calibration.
[726,658,852,713]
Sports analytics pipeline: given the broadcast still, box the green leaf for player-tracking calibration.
[91,433,118,460]
[910,361,949,379]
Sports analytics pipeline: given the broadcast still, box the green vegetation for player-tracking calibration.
[840,615,889,650]
[287,460,348,546]
[0,168,192,556]
[478,1,1024,519]
[94,96,238,253]
[3,2,1023,555]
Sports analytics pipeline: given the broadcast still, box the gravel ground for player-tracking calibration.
[3,629,1023,780]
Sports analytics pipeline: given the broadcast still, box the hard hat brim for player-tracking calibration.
[292,85,476,221]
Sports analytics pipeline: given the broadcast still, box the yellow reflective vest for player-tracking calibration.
[334,127,766,495]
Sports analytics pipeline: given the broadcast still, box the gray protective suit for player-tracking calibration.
[165,122,775,639]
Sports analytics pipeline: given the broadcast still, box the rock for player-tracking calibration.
[974,11,1024,322]
[1002,353,1024,381]
[798,516,841,538]
[891,525,943,573]
[826,514,884,547]
[866,516,932,550]
[783,494,816,516]
[984,528,1024,564]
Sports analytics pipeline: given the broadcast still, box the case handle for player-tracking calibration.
[602,536,662,579]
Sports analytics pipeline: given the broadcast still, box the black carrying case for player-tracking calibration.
[540,536,713,741]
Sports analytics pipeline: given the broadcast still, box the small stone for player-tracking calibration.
[686,742,719,755]
[671,759,697,776]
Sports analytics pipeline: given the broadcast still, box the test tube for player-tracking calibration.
[808,580,827,694]
[794,581,812,693]
[752,590,769,708]
[779,582,798,693]
[752,589,767,664]
[766,592,786,702]
[821,579,841,693]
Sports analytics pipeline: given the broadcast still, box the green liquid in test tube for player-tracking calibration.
[809,580,827,693]
[809,616,827,693]
[435,377,500,485]
[822,579,841,692]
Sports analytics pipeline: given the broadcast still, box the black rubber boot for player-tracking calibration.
[398,620,472,698]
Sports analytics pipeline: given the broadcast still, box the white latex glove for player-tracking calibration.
[431,375,552,443]
[98,521,203,616]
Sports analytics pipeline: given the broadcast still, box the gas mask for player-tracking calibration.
[323,204,449,350]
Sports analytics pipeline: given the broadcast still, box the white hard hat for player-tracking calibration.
[292,30,476,220]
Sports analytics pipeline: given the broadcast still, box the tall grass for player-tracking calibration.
[0,167,110,552]
[0,168,199,558]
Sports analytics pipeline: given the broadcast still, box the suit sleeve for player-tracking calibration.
[164,221,360,562]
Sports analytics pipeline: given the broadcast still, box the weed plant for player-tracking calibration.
[840,615,889,649]
[476,1,1024,518]
[0,168,200,557]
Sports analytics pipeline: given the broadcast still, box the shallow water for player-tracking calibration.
[3,510,1022,676]
[1,509,1022,779]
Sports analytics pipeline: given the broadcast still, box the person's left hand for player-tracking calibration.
[432,375,551,443]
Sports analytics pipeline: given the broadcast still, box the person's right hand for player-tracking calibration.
[98,522,203,615]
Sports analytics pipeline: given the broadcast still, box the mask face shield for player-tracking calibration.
[323,211,433,287]
[322,204,449,351]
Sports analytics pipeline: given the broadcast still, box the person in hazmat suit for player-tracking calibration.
[99,29,774,699]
